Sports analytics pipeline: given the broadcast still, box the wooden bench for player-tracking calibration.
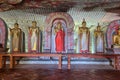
[9,53,62,69]
[67,53,120,70]
[1,53,120,70]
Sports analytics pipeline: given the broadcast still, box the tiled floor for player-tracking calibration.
[0,64,120,80]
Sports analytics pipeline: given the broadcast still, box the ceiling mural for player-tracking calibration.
[0,0,119,13]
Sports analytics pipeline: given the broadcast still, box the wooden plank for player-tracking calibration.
[10,53,62,57]
[67,53,119,69]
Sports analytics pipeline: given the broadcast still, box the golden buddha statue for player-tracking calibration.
[94,23,104,52]
[10,23,22,52]
[113,29,120,48]
[28,21,40,51]
[78,19,90,53]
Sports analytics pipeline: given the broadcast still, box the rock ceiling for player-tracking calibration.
[0,0,120,15]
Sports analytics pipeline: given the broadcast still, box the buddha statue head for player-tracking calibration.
[97,23,101,31]
[57,22,62,30]
[82,18,86,27]
[32,21,37,27]
[14,23,19,29]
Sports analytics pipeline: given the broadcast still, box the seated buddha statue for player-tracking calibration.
[113,29,120,48]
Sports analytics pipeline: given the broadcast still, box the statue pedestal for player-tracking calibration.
[113,45,120,48]
[106,48,120,54]
[106,48,114,53]
[112,45,120,54]
[113,48,120,54]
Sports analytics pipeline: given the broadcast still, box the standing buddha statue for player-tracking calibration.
[54,22,65,53]
[28,21,40,52]
[78,19,90,53]
[94,23,104,52]
[10,23,22,52]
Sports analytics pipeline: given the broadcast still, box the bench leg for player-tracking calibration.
[10,56,15,69]
[3,57,7,68]
[0,56,3,69]
[58,56,62,69]
[68,56,71,69]
[114,56,118,70]
[107,58,113,67]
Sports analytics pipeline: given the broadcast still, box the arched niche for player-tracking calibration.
[0,18,8,49]
[106,20,120,48]
[44,12,74,53]
[106,20,120,53]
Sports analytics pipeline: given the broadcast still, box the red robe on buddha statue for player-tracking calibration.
[55,29,65,52]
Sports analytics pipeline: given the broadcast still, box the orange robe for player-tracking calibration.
[55,29,65,52]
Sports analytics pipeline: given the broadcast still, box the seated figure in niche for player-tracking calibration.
[113,28,120,48]
[10,23,22,52]
[28,21,40,52]
[94,23,104,52]
[54,22,65,53]
[78,19,90,53]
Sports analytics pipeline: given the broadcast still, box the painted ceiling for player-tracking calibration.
[0,0,119,14]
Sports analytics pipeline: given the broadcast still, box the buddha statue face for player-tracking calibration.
[32,21,37,27]
[97,26,101,31]
[14,23,19,29]
[57,22,62,30]
[82,22,86,27]
[82,19,86,27]
[97,23,101,31]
